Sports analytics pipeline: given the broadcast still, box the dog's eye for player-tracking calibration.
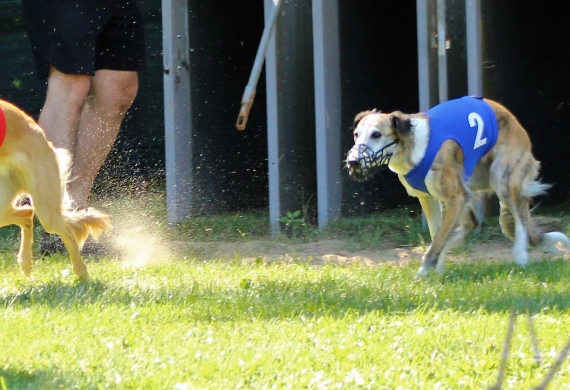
[371,131,381,139]
[353,132,359,139]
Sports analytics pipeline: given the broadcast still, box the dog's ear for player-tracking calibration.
[391,111,412,136]
[353,109,378,129]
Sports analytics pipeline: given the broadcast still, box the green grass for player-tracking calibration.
[99,191,570,248]
[2,254,570,389]
[2,199,570,389]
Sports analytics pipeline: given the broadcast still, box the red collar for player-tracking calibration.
[0,107,5,147]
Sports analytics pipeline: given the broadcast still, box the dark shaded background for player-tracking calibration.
[481,0,570,204]
[0,0,568,218]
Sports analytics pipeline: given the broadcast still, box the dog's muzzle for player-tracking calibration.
[345,141,398,181]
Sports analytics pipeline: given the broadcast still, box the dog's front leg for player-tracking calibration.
[418,196,442,240]
[416,196,465,278]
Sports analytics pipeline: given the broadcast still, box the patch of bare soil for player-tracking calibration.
[168,217,570,266]
[169,239,567,267]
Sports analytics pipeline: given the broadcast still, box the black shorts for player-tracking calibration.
[22,0,146,79]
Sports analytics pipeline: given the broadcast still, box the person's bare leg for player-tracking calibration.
[37,66,91,153]
[69,69,139,206]
[33,66,91,254]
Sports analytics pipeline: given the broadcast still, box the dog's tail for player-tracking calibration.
[521,179,551,199]
[539,231,570,253]
[62,207,112,249]
[522,179,570,252]
[54,148,112,249]
[527,220,570,253]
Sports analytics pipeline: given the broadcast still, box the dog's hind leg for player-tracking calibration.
[26,154,90,279]
[506,198,529,267]
[0,176,35,276]
[492,157,538,267]
[33,197,88,279]
[498,201,515,241]
[514,190,570,254]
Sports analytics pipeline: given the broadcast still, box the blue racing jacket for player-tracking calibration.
[404,96,499,194]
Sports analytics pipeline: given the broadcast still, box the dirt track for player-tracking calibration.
[168,237,568,266]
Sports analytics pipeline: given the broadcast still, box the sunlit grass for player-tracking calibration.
[1,197,570,388]
[2,254,570,388]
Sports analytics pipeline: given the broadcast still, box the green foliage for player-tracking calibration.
[10,79,21,90]
[173,209,270,242]
[322,206,430,249]
[279,210,314,240]
[0,9,27,33]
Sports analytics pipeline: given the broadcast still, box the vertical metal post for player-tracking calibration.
[418,0,444,229]
[265,0,316,234]
[466,0,488,222]
[466,0,483,96]
[416,0,431,112]
[312,0,342,228]
[437,0,448,103]
[265,0,281,234]
[162,0,192,224]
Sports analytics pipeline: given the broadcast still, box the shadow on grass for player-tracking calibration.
[0,367,72,390]
[1,259,570,321]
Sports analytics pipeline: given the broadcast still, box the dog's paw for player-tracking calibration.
[414,265,430,279]
[435,260,445,274]
[73,274,91,284]
[513,250,529,268]
[541,232,570,253]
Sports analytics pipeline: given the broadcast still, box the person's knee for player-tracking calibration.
[92,70,139,115]
[115,78,138,114]
[47,68,91,110]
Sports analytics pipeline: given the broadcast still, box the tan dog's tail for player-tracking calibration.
[539,231,570,253]
[523,179,570,252]
[54,148,112,249]
[521,179,551,199]
[62,208,112,249]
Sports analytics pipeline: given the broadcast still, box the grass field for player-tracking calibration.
[1,201,570,389]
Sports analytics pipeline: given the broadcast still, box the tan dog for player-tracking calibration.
[346,97,570,277]
[0,99,111,280]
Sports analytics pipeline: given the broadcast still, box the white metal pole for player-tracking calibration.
[313,0,342,228]
[466,0,483,96]
[437,0,448,103]
[162,0,192,224]
[416,0,431,112]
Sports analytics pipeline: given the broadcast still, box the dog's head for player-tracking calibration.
[345,110,413,181]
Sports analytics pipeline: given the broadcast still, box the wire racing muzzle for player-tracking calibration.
[346,140,398,182]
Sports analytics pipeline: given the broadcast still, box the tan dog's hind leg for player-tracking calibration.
[498,184,570,260]
[27,151,90,280]
[498,201,515,240]
[34,197,88,279]
[501,196,530,267]
[491,151,541,267]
